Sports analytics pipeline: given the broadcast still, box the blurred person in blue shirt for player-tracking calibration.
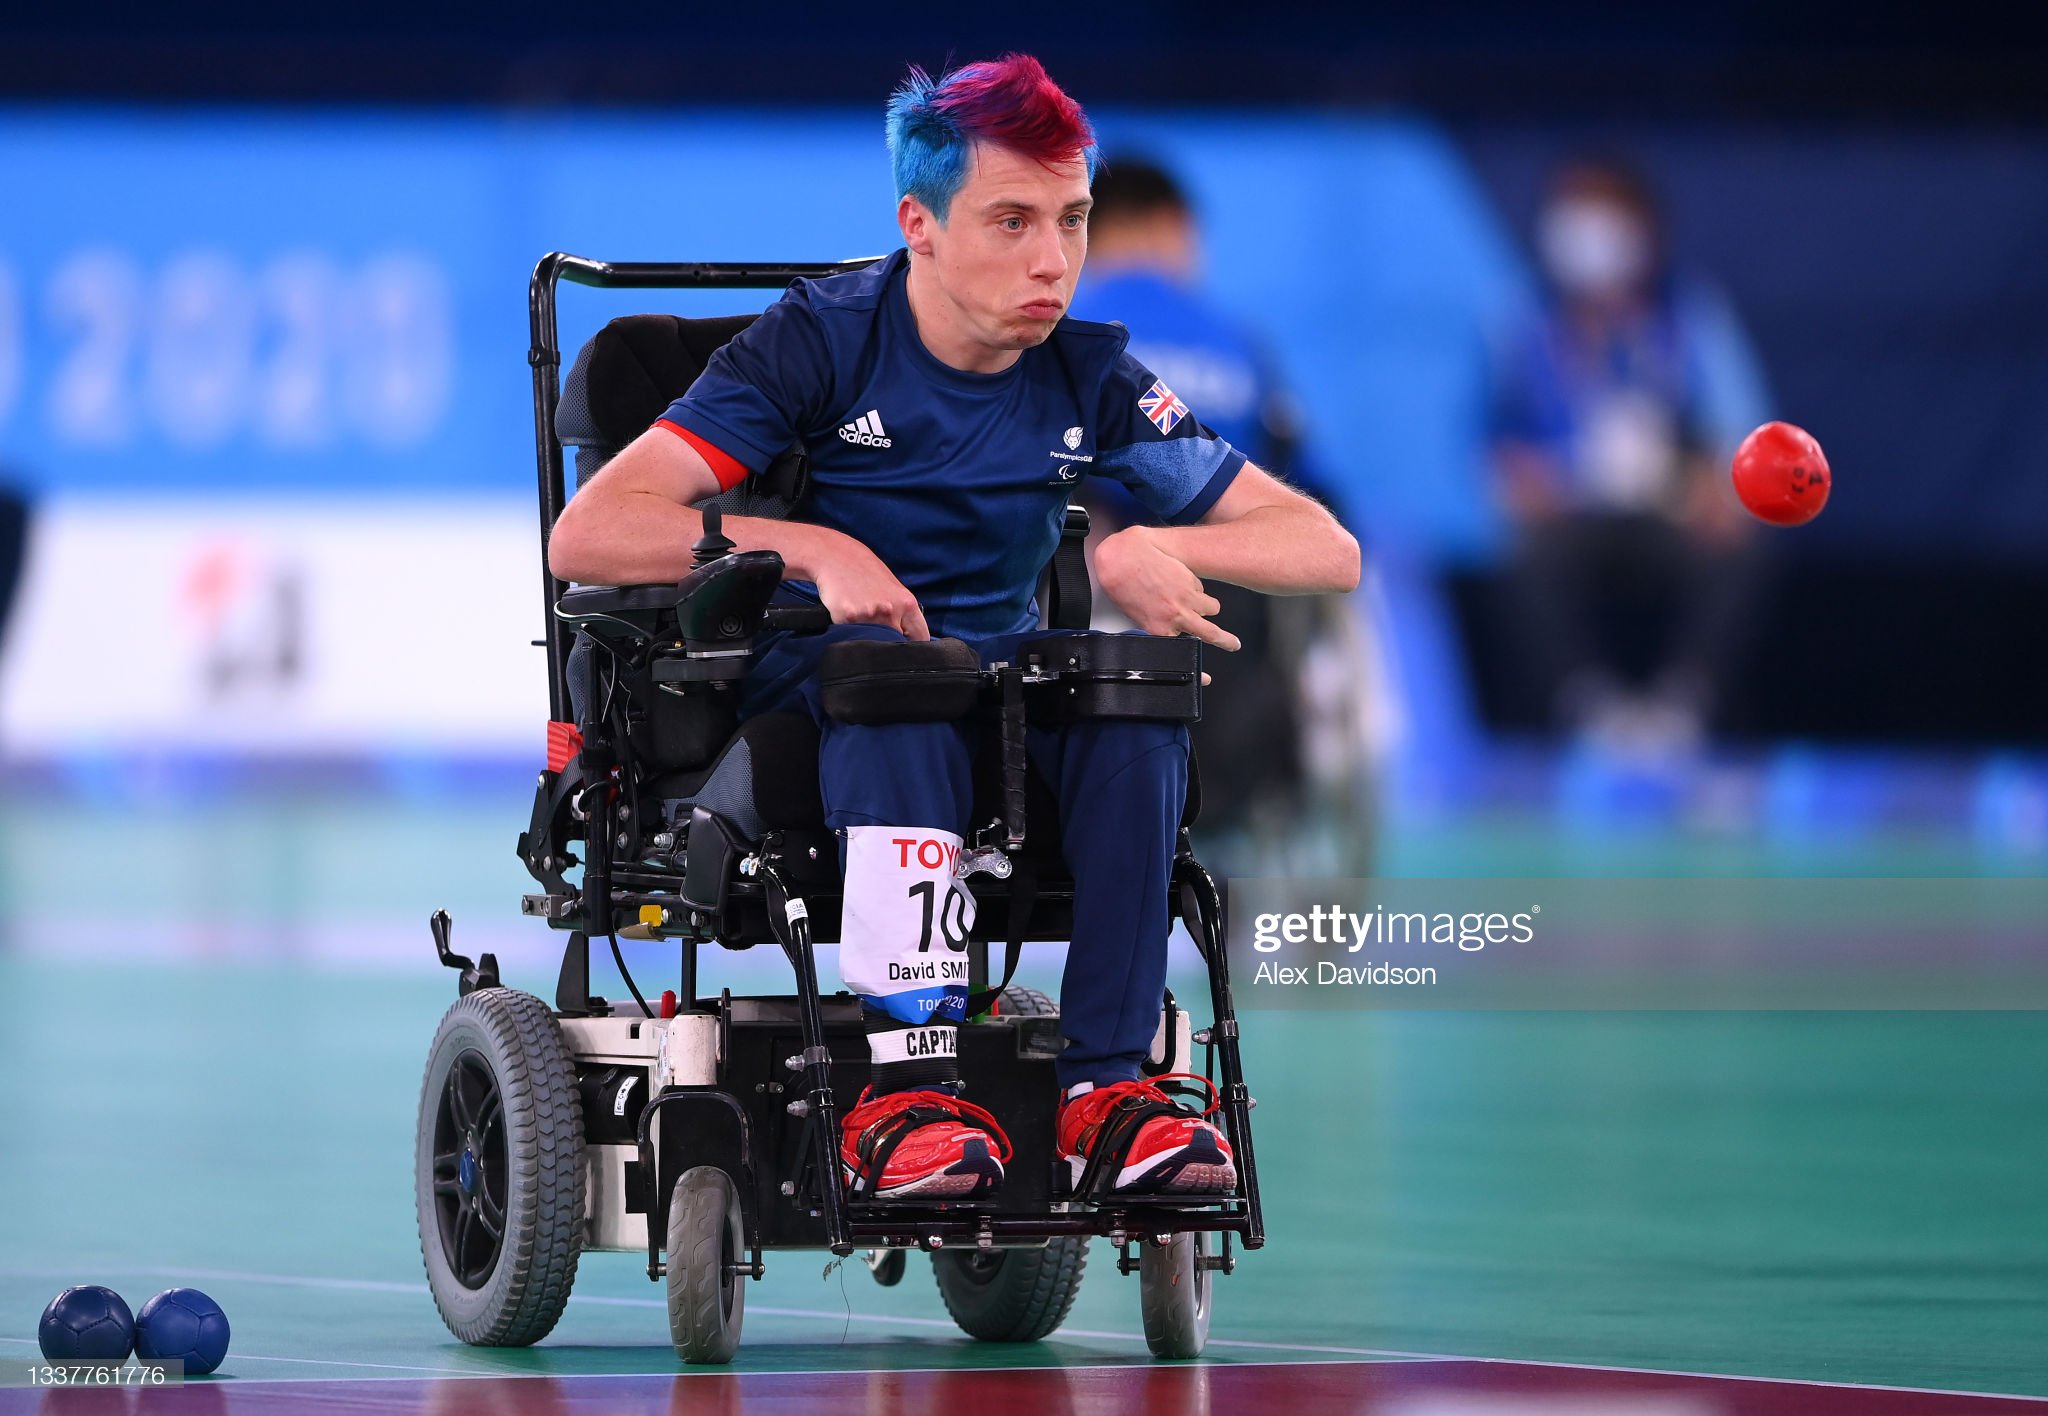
[1069,155,1353,844]
[1491,156,1771,751]
[1070,158,1340,515]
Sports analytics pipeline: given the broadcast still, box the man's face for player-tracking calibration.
[1538,173,1655,303]
[902,142,1092,354]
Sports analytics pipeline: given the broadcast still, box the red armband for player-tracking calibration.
[654,419,749,492]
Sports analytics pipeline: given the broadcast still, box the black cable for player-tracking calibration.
[756,860,790,948]
[607,931,653,1018]
[597,642,621,725]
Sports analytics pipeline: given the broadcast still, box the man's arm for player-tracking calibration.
[1145,463,1359,594]
[1093,462,1359,650]
[546,427,932,639]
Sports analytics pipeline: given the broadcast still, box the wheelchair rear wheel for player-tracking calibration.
[933,986,1090,1342]
[666,1166,746,1363]
[415,987,585,1346]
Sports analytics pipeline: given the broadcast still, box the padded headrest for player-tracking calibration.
[558,312,758,456]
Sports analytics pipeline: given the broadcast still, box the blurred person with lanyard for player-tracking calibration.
[1068,156,1361,857]
[1491,157,1770,752]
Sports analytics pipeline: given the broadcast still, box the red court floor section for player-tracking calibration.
[28,1360,2048,1415]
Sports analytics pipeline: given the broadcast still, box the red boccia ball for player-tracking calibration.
[1732,421,1831,526]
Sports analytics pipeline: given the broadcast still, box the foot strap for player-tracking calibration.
[1071,1094,1194,1199]
[848,1099,1007,1197]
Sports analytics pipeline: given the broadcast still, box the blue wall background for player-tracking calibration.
[4,107,2046,564]
[0,107,1524,557]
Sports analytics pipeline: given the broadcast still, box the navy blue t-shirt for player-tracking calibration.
[656,249,1246,641]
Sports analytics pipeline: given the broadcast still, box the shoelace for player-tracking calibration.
[1064,1072,1222,1136]
[843,1087,1014,1194]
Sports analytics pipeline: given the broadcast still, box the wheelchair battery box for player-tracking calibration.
[819,637,982,723]
[1022,632,1203,725]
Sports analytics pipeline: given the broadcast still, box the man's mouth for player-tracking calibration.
[1020,300,1064,320]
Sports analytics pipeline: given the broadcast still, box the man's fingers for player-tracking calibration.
[900,602,932,642]
[1194,592,1222,619]
[1178,612,1241,653]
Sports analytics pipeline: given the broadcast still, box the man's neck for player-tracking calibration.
[1565,289,1653,338]
[904,257,1023,376]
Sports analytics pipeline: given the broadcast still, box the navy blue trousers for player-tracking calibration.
[740,620,1188,1090]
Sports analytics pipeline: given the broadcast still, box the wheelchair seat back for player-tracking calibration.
[556,312,809,518]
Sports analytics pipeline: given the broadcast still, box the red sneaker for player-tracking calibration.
[1058,1075,1236,1197]
[841,1088,1011,1200]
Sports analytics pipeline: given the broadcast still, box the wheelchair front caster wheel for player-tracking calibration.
[1139,1232,1212,1359]
[667,1166,747,1363]
[866,1249,907,1286]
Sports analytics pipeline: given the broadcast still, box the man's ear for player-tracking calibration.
[900,194,938,256]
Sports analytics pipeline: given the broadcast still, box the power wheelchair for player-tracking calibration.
[414,254,1265,1364]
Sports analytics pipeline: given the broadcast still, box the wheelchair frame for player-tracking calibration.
[428,251,1265,1356]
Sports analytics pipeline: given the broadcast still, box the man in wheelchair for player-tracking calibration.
[546,56,1357,1208]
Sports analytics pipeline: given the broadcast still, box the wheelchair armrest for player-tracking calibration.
[557,550,836,698]
[556,550,787,642]
[556,581,690,627]
[557,563,834,641]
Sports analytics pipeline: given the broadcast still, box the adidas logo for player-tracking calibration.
[837,410,893,448]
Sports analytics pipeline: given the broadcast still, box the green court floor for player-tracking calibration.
[1,797,2044,1395]
[3,961,2044,1393]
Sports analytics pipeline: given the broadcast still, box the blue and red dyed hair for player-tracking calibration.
[886,54,1100,224]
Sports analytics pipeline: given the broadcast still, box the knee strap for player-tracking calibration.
[1020,633,1203,726]
[819,638,983,724]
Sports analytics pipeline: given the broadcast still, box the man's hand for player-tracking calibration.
[812,539,932,641]
[1094,525,1241,653]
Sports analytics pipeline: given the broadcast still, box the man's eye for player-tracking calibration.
[1001,217,1024,231]
[1064,214,1086,229]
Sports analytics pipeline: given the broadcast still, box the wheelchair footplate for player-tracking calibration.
[634,988,1260,1253]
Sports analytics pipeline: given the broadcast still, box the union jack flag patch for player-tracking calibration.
[1138,380,1189,435]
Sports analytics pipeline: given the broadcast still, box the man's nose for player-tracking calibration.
[1027,225,1068,280]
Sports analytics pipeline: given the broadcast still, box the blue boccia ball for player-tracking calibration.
[39,1285,135,1361]
[134,1288,231,1376]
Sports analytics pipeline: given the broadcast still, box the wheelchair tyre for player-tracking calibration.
[666,1166,746,1364]
[932,985,1089,1343]
[933,1235,1088,1343]
[415,987,585,1347]
[1139,1231,1212,1359]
